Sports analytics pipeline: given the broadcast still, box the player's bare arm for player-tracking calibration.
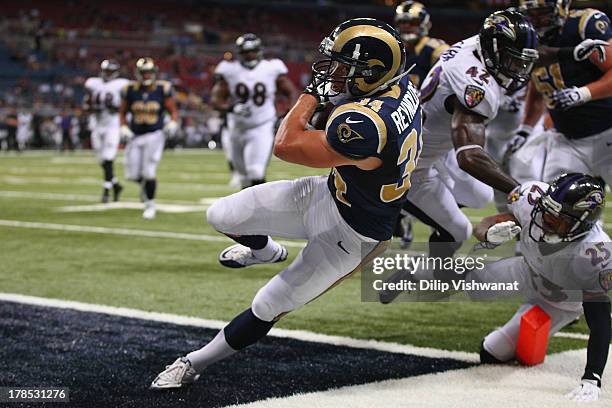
[536,38,609,67]
[449,96,519,194]
[274,94,382,170]
[118,98,128,127]
[276,75,298,107]
[164,96,179,122]
[583,39,612,100]
[82,90,93,113]
[210,77,232,113]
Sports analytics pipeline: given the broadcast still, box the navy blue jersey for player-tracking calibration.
[406,36,449,88]
[121,80,173,135]
[325,75,423,241]
[531,9,612,139]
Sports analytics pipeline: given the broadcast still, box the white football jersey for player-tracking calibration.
[509,181,611,309]
[214,59,288,129]
[417,36,503,169]
[84,77,130,129]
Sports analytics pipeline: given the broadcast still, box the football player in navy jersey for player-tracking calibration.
[119,58,179,219]
[151,18,423,388]
[395,1,449,89]
[511,1,612,186]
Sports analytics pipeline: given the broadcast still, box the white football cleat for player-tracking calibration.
[143,202,156,220]
[219,243,288,268]
[228,172,241,189]
[150,357,200,390]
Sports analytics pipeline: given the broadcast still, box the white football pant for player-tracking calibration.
[124,130,165,181]
[229,119,275,184]
[542,127,612,185]
[206,176,384,322]
[405,167,473,242]
[91,126,120,162]
[466,256,581,362]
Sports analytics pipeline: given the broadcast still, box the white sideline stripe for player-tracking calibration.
[0,293,478,363]
[229,349,612,408]
[0,219,306,248]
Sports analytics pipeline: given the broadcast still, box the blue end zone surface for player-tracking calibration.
[0,301,474,407]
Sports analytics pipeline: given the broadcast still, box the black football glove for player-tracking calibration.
[303,74,327,104]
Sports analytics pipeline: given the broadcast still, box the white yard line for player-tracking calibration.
[0,190,214,205]
[0,219,306,248]
[0,175,234,191]
[553,331,590,341]
[0,293,478,362]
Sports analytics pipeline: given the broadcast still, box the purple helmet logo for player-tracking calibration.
[574,191,605,210]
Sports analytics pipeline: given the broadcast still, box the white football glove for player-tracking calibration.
[565,379,600,402]
[163,120,179,137]
[551,86,592,111]
[486,221,522,245]
[231,103,251,118]
[573,39,609,63]
[505,124,533,155]
[120,125,134,141]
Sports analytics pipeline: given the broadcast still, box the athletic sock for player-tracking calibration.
[252,237,282,261]
[111,176,119,185]
[186,330,236,373]
[144,179,157,200]
[102,160,113,182]
[103,181,113,190]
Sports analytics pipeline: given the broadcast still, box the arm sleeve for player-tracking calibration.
[582,299,611,386]
[582,10,612,41]
[325,106,385,160]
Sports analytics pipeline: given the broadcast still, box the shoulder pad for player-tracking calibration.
[156,80,173,96]
[325,102,387,159]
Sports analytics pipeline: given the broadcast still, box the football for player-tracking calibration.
[309,102,335,130]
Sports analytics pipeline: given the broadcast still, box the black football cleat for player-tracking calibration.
[113,183,123,202]
[101,188,110,204]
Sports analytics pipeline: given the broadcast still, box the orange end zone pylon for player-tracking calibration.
[516,305,551,366]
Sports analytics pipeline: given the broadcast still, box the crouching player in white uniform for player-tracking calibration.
[211,34,297,188]
[84,59,129,203]
[471,173,610,402]
[119,58,179,219]
[150,18,423,388]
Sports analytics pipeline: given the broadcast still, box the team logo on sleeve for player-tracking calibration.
[337,123,364,144]
[464,85,485,108]
[507,187,521,204]
[599,270,612,291]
